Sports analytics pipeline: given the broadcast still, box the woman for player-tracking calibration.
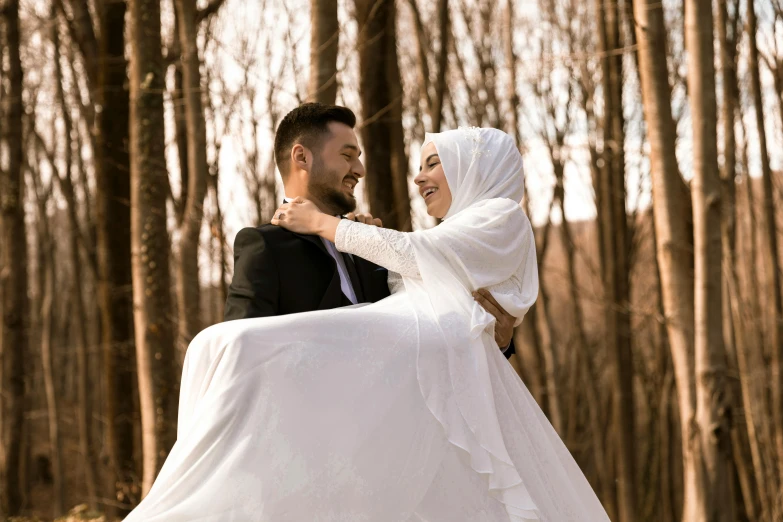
[124,128,610,521]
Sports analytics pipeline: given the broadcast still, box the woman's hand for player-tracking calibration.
[271,197,330,235]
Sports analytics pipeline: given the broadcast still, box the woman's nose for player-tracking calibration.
[413,172,426,185]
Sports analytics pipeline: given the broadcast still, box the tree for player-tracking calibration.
[632,0,699,520]
[594,0,635,517]
[30,168,64,517]
[51,11,99,505]
[717,1,763,517]
[354,0,411,230]
[0,0,28,514]
[684,0,735,519]
[747,0,783,480]
[58,0,137,508]
[128,0,179,496]
[308,0,339,104]
[173,0,212,354]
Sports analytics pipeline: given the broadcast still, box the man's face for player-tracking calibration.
[307,122,366,216]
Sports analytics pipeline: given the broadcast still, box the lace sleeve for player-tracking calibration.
[334,220,420,278]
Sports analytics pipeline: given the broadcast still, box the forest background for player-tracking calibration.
[2,0,783,521]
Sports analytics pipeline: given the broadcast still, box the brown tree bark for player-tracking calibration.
[685,0,735,519]
[747,0,783,482]
[717,2,761,518]
[308,0,339,104]
[174,0,211,353]
[30,171,64,518]
[430,0,449,132]
[354,0,411,230]
[503,0,521,147]
[595,0,635,517]
[129,0,179,496]
[631,0,702,521]
[57,0,139,509]
[406,0,448,132]
[52,13,99,506]
[0,0,28,514]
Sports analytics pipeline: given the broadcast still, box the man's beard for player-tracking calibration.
[308,159,357,216]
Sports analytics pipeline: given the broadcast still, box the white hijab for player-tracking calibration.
[405,128,544,519]
[426,126,526,219]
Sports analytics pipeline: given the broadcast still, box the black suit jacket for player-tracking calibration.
[224,224,391,320]
[223,223,516,358]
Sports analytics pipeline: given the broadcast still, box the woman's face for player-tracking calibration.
[414,142,452,219]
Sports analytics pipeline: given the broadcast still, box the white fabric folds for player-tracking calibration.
[403,128,608,520]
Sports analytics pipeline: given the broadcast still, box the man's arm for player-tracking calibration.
[224,227,279,321]
[473,289,516,360]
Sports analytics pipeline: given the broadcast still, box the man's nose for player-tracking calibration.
[353,159,366,179]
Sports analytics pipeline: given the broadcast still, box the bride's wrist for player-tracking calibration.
[314,214,340,240]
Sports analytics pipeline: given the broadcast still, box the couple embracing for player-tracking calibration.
[124,103,610,521]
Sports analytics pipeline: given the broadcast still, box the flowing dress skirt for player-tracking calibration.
[124,291,608,522]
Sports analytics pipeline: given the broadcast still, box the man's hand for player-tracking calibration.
[473,288,515,349]
[345,212,383,227]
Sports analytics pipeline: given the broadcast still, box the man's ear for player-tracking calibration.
[291,144,309,171]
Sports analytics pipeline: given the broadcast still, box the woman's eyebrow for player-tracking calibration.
[424,153,439,164]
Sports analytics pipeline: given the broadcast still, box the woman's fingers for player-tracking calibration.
[271,203,292,225]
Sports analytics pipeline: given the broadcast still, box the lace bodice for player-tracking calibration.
[334,219,527,299]
[335,220,420,294]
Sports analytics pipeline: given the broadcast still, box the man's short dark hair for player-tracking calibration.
[274,103,357,178]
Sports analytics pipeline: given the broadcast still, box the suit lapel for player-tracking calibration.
[288,231,344,309]
[291,232,330,256]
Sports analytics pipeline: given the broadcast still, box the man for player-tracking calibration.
[224,103,516,355]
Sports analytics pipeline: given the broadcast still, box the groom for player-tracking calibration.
[224,103,516,355]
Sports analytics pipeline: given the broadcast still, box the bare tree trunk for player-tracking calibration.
[534,209,565,434]
[747,0,783,481]
[52,13,99,506]
[386,7,411,232]
[717,2,760,518]
[0,0,28,514]
[631,1,703,521]
[88,0,138,509]
[595,0,635,517]
[129,0,179,496]
[174,0,210,352]
[430,0,449,132]
[211,177,229,313]
[405,0,431,137]
[503,0,521,147]
[685,0,735,518]
[354,0,411,230]
[308,0,339,104]
[31,171,64,517]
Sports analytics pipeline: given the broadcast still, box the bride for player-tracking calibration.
[124,127,610,522]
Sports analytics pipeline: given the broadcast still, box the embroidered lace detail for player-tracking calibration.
[459,125,491,158]
[334,221,421,293]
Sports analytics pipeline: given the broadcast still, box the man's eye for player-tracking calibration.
[343,154,352,160]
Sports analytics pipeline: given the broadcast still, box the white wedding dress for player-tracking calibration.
[124,128,610,522]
